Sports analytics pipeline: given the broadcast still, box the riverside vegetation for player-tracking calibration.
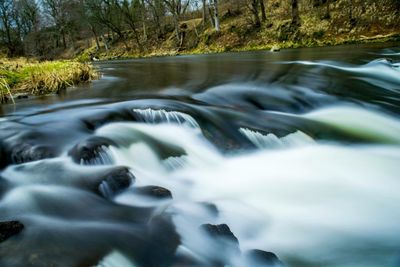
[0,59,97,103]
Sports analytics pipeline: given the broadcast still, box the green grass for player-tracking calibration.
[0,59,98,103]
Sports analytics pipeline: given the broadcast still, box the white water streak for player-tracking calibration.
[239,128,315,149]
[97,251,137,267]
[133,108,200,128]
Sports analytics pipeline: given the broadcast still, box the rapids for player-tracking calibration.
[0,43,400,267]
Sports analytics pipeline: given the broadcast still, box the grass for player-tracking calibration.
[0,58,98,103]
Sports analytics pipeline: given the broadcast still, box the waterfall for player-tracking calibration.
[133,108,200,128]
[239,128,315,149]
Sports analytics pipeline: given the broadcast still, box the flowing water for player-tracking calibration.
[0,43,400,267]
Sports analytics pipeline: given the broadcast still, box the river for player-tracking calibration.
[0,43,400,267]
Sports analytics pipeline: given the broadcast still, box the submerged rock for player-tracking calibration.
[98,167,135,198]
[134,186,172,199]
[200,224,239,246]
[1,142,55,166]
[82,109,136,130]
[0,143,6,169]
[68,136,116,165]
[0,221,24,243]
[244,249,284,266]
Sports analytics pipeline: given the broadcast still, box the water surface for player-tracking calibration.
[1,43,400,267]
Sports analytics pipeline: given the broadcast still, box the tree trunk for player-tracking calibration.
[101,33,109,52]
[291,0,300,26]
[213,0,220,31]
[173,13,181,43]
[349,0,353,20]
[208,4,215,28]
[62,31,67,49]
[202,0,207,27]
[259,0,267,22]
[250,0,261,27]
[325,0,331,19]
[141,0,148,42]
[91,26,100,51]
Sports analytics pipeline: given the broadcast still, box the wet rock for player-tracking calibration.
[134,186,172,199]
[82,109,136,131]
[98,167,135,198]
[0,142,6,169]
[68,136,116,165]
[136,215,181,267]
[0,221,24,243]
[5,143,55,165]
[199,224,240,266]
[244,249,284,266]
[200,224,239,245]
[270,45,281,52]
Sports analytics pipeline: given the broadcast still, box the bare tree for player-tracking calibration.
[291,0,300,26]
[0,0,17,55]
[210,0,220,31]
[259,0,266,22]
[162,0,190,43]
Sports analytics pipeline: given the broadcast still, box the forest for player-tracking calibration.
[0,0,399,60]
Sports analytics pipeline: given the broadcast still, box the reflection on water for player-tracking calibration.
[0,43,400,267]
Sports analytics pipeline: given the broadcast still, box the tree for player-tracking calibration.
[162,0,190,43]
[115,0,143,51]
[0,0,18,56]
[291,0,300,26]
[210,0,220,31]
[248,0,261,27]
[324,0,331,19]
[259,0,266,22]
[84,0,130,50]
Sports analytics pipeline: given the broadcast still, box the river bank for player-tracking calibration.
[75,0,400,62]
[0,59,98,104]
[79,32,400,61]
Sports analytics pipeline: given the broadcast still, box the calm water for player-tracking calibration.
[0,43,400,267]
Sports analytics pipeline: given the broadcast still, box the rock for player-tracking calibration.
[134,186,172,200]
[200,223,239,246]
[82,109,135,131]
[68,136,116,165]
[0,142,6,169]
[270,45,281,52]
[244,249,284,266]
[8,143,55,165]
[0,221,24,243]
[15,94,29,99]
[98,167,135,198]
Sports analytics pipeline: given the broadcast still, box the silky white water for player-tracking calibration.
[83,105,400,267]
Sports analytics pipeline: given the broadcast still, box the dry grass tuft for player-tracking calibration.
[0,59,98,103]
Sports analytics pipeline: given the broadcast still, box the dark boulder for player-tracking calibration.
[200,224,239,246]
[134,186,172,200]
[9,143,55,164]
[244,249,284,266]
[82,109,136,131]
[68,136,116,165]
[0,221,24,243]
[98,167,135,198]
[0,142,6,169]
